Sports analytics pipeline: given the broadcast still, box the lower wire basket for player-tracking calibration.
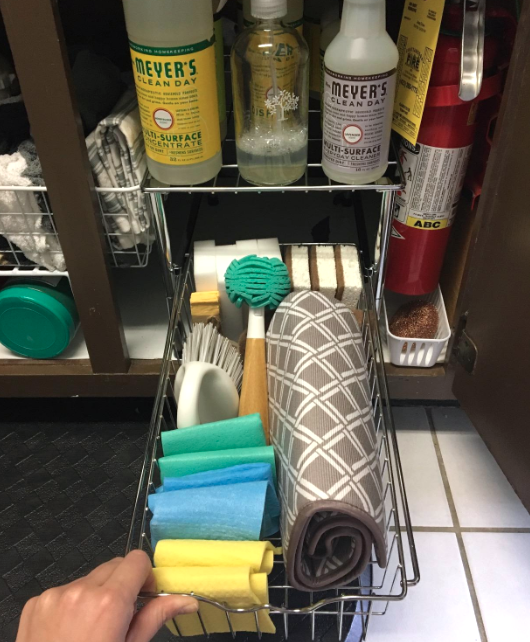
[126,244,420,641]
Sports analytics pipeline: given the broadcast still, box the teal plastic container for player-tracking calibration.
[0,278,80,358]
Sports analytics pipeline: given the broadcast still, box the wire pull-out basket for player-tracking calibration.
[126,244,419,641]
[0,183,152,273]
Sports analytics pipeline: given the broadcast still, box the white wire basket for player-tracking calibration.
[126,245,420,642]
[383,286,451,368]
[0,183,153,273]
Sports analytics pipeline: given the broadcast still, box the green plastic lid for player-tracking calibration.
[0,285,76,358]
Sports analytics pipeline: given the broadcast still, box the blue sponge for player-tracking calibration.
[148,479,280,546]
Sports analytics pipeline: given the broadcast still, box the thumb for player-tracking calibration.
[126,596,198,642]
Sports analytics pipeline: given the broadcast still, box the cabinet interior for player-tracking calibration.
[0,0,519,398]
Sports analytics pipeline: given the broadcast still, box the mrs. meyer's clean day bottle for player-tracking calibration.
[322,0,398,184]
[122,0,222,185]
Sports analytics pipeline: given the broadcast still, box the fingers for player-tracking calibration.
[125,596,198,642]
[105,550,154,602]
[84,558,123,585]
[140,568,157,594]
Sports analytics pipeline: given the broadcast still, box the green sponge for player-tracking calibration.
[225,255,291,310]
[161,413,266,457]
[158,445,277,485]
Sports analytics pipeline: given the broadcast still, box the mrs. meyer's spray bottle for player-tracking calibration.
[122,0,222,185]
[322,0,398,184]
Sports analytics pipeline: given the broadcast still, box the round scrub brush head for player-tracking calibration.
[225,255,291,310]
[182,323,243,389]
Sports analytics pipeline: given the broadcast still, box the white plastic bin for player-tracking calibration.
[384,286,451,368]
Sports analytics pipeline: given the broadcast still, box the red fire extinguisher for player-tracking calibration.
[385,9,503,296]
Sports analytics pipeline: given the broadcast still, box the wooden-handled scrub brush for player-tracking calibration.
[225,255,291,442]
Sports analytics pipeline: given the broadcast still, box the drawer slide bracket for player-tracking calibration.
[454,328,478,374]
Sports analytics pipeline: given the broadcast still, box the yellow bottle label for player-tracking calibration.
[130,38,221,166]
[304,17,321,95]
[391,0,445,145]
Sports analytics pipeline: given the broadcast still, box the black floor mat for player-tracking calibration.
[0,400,166,641]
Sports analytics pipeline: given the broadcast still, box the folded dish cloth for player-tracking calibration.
[161,414,266,457]
[156,462,274,493]
[0,54,149,270]
[159,445,277,484]
[267,290,387,591]
[154,539,279,635]
[86,87,151,251]
[148,480,280,546]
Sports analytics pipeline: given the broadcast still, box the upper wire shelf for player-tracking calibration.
[143,161,403,195]
[143,107,405,195]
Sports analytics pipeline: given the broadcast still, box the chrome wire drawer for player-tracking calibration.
[126,244,419,641]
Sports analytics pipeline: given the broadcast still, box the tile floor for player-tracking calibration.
[367,406,530,642]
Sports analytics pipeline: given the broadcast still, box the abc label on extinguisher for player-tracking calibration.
[394,140,472,230]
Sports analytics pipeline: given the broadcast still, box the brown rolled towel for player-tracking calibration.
[267,290,387,591]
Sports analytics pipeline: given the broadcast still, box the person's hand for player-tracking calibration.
[16,550,198,642]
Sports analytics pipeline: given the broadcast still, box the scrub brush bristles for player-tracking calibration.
[183,323,243,390]
[225,255,291,310]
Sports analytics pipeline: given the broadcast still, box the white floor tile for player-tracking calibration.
[463,533,530,642]
[432,408,530,528]
[393,407,452,527]
[367,532,480,641]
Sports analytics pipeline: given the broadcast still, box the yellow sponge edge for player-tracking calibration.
[190,291,220,324]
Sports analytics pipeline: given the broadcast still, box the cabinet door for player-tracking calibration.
[453,4,530,512]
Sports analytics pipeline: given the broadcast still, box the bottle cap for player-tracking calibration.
[0,285,77,358]
[251,0,287,19]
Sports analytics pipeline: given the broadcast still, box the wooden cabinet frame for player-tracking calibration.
[0,0,163,395]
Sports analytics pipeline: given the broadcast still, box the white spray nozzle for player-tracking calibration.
[251,0,287,19]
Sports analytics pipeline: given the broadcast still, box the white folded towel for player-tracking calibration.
[0,152,65,271]
[0,89,151,270]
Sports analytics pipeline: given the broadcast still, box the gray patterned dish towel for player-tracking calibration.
[267,290,387,591]
[86,88,150,249]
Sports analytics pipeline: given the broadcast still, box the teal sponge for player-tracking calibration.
[225,255,291,310]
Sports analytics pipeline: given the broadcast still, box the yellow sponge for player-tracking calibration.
[190,291,220,325]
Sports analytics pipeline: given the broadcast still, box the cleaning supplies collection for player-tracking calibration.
[122,0,398,187]
[145,239,388,635]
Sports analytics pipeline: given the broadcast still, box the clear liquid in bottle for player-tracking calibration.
[231,0,309,186]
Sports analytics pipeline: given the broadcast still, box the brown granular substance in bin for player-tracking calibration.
[389,300,439,339]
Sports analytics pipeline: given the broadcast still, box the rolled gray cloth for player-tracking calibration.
[267,290,387,591]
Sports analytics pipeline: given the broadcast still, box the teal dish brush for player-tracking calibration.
[225,255,291,442]
[225,255,291,310]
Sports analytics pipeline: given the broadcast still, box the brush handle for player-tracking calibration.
[239,307,269,441]
[239,337,269,442]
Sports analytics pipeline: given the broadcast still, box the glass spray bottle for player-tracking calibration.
[231,0,309,186]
